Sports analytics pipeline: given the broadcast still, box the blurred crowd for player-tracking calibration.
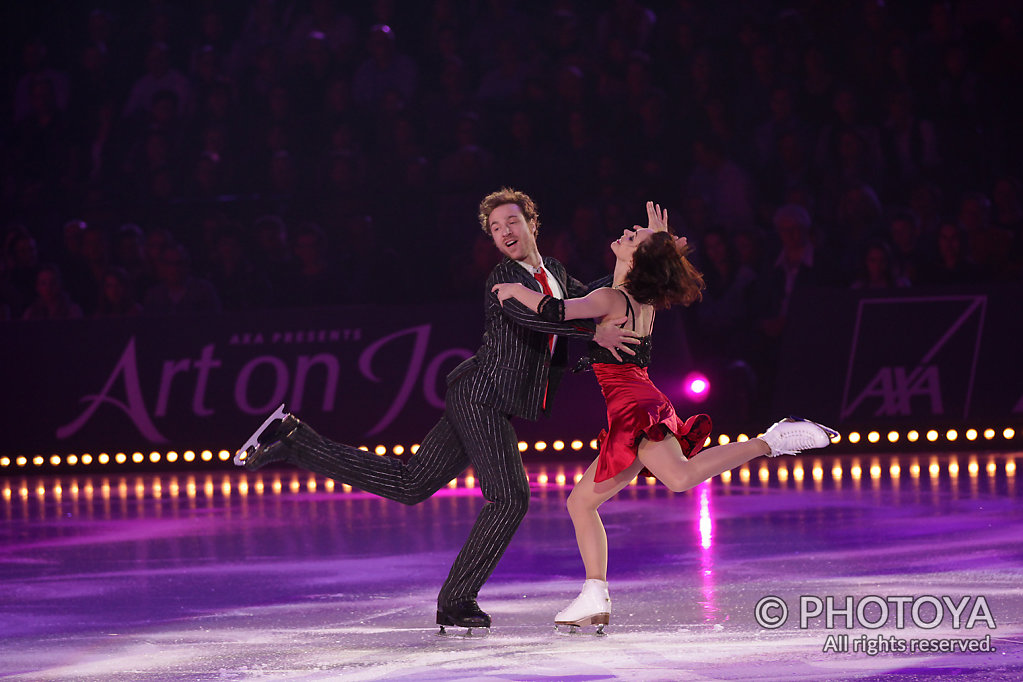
[2,1,1021,346]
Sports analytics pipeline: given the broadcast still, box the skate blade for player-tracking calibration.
[555,613,610,634]
[437,625,490,637]
[232,446,252,467]
[234,404,288,465]
[555,623,608,636]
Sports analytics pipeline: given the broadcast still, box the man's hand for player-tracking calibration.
[491,282,526,304]
[594,316,641,361]
[646,201,669,232]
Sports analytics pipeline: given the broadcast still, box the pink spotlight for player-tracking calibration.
[683,371,710,403]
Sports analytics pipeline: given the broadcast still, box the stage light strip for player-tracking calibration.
[7,455,1013,504]
[1,426,1019,472]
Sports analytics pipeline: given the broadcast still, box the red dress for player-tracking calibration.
[589,332,712,483]
[536,287,712,483]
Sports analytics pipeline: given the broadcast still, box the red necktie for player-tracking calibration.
[533,268,555,355]
[533,268,556,411]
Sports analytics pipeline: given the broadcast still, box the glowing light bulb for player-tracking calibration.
[683,372,710,403]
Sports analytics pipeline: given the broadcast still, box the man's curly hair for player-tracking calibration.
[478,187,540,235]
[623,231,705,309]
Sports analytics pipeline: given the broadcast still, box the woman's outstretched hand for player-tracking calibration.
[646,201,669,232]
[645,200,689,249]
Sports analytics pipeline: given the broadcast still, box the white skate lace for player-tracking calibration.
[782,426,823,452]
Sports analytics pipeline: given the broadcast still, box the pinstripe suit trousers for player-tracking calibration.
[283,370,530,606]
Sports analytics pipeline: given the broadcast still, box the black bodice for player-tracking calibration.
[588,335,652,367]
[535,286,653,370]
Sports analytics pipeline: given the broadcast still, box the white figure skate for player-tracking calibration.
[759,416,838,457]
[555,579,611,635]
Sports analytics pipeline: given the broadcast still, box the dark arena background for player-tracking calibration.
[2,1,1022,680]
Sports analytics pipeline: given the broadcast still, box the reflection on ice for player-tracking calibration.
[1,452,1021,680]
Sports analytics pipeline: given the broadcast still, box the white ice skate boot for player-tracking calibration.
[555,579,611,634]
[759,416,838,457]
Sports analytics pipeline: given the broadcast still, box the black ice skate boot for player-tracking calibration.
[233,404,300,470]
[437,599,491,635]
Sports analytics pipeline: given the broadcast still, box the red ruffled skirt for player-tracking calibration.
[592,363,713,483]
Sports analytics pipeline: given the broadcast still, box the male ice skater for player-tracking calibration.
[235,188,638,632]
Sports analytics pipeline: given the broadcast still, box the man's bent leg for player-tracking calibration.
[284,416,469,505]
[437,392,529,607]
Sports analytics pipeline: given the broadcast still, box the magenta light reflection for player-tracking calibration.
[698,481,713,549]
[697,481,719,623]
[683,371,710,403]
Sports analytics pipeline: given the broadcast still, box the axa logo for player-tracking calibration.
[841,296,986,420]
[843,365,943,417]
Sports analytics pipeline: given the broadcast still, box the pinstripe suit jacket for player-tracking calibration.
[446,256,610,421]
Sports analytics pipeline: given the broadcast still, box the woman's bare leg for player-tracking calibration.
[638,437,770,493]
[566,456,646,581]
[563,418,833,591]
[566,417,833,578]
[567,438,770,579]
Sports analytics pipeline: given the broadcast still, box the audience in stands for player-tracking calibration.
[1,0,1021,404]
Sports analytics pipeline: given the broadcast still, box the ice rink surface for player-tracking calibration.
[2,451,1021,681]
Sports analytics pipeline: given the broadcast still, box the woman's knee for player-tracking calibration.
[660,472,696,493]
[566,487,597,517]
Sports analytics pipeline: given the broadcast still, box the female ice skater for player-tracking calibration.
[491,202,837,632]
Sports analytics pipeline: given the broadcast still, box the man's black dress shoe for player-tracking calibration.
[437,599,491,633]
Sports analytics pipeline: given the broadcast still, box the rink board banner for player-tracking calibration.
[3,285,1020,456]
[0,304,634,455]
[773,285,1023,427]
